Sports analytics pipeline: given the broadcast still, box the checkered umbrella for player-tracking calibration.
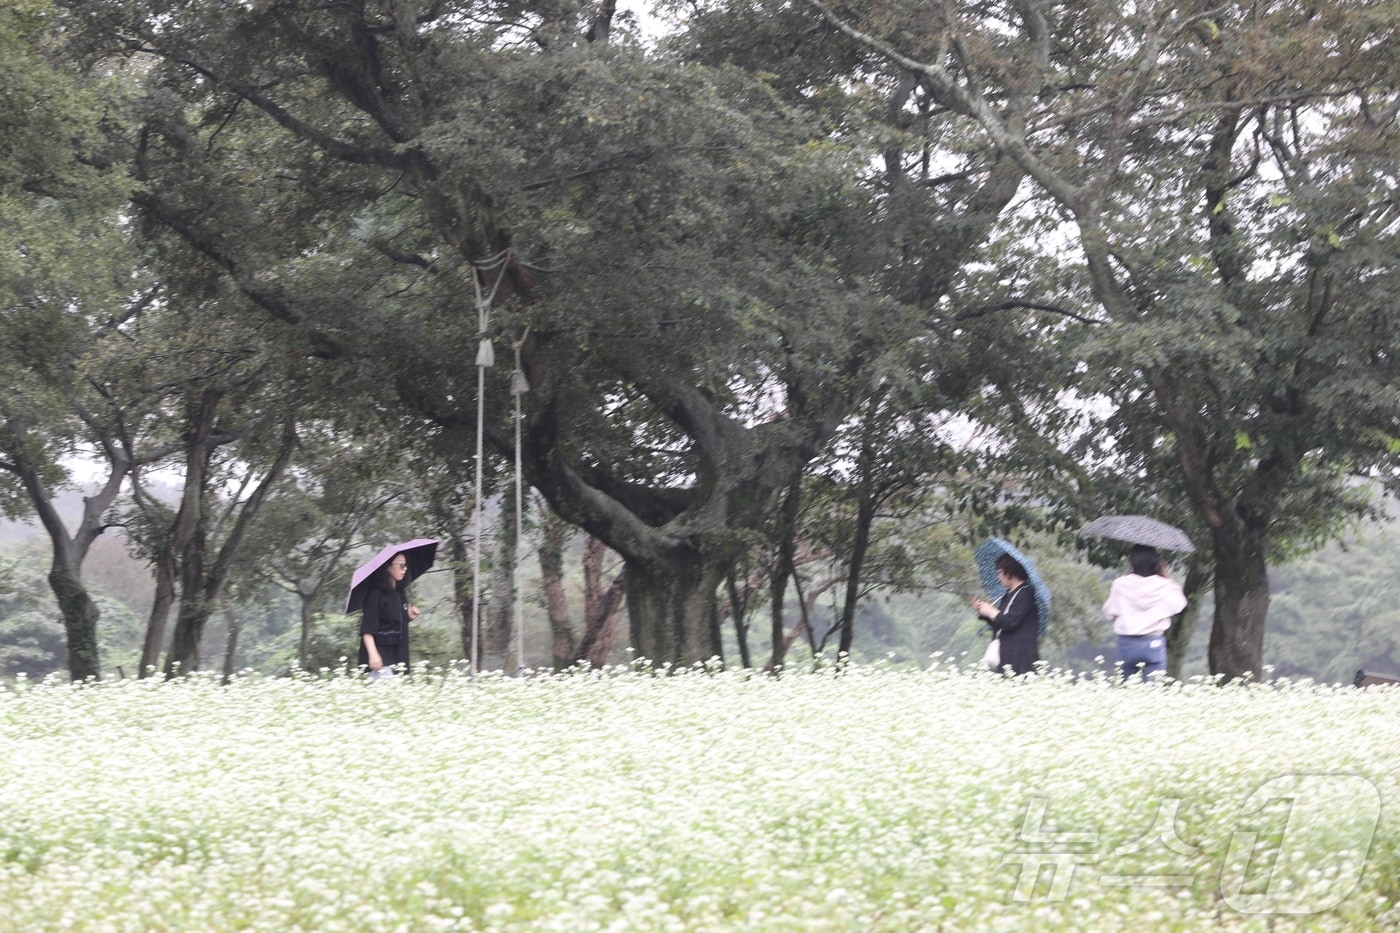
[973,537,1051,635]
[1080,515,1196,553]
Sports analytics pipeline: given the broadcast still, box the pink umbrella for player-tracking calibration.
[345,538,439,613]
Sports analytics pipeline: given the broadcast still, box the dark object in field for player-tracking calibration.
[1353,669,1400,688]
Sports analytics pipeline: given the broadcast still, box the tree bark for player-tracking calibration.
[767,482,802,671]
[726,573,752,669]
[165,522,209,676]
[484,510,515,672]
[577,535,625,668]
[140,545,178,678]
[140,389,220,676]
[220,593,241,685]
[837,403,884,658]
[836,491,873,660]
[297,590,314,671]
[625,547,725,668]
[536,509,576,668]
[49,568,102,681]
[166,417,297,676]
[1207,533,1270,682]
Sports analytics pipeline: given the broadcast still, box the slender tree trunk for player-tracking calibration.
[768,617,807,673]
[577,535,624,668]
[1165,563,1210,679]
[727,573,752,669]
[625,549,725,668]
[536,510,576,668]
[485,502,516,671]
[451,534,482,664]
[837,490,876,658]
[837,395,886,660]
[297,592,315,671]
[141,548,178,677]
[165,419,297,677]
[578,591,624,668]
[220,593,241,685]
[767,483,802,671]
[167,417,298,672]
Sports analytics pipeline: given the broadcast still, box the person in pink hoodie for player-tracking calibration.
[1102,545,1187,681]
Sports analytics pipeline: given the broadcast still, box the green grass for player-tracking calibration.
[0,662,1395,931]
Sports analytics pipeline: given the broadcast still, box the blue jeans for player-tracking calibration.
[1117,634,1167,681]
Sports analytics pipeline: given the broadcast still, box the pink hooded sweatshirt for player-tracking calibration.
[1102,573,1188,636]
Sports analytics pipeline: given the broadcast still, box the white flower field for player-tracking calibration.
[0,662,1395,932]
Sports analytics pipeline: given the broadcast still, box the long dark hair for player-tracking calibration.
[374,553,407,590]
[1130,544,1161,577]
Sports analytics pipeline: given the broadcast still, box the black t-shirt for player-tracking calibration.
[357,583,411,670]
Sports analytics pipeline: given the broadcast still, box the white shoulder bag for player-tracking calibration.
[982,636,1001,672]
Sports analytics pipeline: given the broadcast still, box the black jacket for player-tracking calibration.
[989,583,1040,675]
[357,583,411,670]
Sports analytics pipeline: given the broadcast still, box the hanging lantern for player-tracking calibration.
[476,338,495,367]
[510,369,530,395]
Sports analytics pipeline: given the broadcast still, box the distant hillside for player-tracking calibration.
[0,487,90,545]
[0,479,184,546]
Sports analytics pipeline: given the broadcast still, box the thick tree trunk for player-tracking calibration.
[1208,537,1270,682]
[625,550,724,668]
[50,567,102,681]
[165,532,209,675]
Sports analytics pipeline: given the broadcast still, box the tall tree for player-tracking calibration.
[0,0,157,680]
[69,0,1027,665]
[820,0,1400,679]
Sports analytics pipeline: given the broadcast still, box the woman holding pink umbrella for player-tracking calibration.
[348,539,438,680]
[358,553,421,679]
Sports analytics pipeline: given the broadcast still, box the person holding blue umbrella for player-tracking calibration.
[971,544,1044,675]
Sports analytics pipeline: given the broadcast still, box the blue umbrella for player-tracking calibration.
[974,537,1051,635]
